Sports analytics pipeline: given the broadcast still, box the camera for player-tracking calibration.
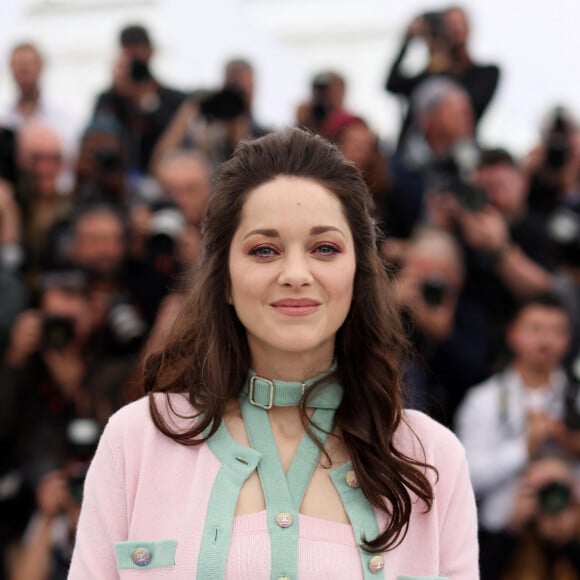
[422,10,447,40]
[544,107,571,170]
[41,315,75,350]
[421,278,448,307]
[428,139,488,211]
[538,480,573,515]
[148,199,186,257]
[92,147,123,174]
[129,58,152,84]
[310,72,334,124]
[448,178,488,212]
[195,86,247,122]
[546,207,580,267]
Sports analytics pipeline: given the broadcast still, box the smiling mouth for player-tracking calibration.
[271,299,320,316]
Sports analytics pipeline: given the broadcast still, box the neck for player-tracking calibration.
[249,345,334,382]
[18,87,40,104]
[514,362,553,389]
[426,131,452,157]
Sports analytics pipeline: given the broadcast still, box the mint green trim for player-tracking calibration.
[114,539,177,569]
[197,420,261,579]
[241,397,337,580]
[397,577,449,580]
[195,376,356,580]
[286,410,335,507]
[244,365,342,409]
[330,462,386,579]
[242,398,299,579]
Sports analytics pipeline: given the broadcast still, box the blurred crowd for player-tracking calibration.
[0,6,580,579]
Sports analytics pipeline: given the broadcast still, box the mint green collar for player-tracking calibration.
[242,366,343,410]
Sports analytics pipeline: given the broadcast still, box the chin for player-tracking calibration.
[263,331,334,357]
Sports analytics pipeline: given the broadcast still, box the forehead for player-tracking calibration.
[515,305,569,325]
[159,158,207,180]
[42,287,86,309]
[76,212,123,235]
[11,47,41,63]
[238,176,348,226]
[21,130,61,153]
[477,163,517,179]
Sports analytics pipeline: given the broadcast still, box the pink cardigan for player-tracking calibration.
[68,394,479,579]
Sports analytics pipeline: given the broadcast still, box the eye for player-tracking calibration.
[314,244,340,256]
[249,245,278,258]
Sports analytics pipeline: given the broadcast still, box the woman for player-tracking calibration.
[68,128,478,579]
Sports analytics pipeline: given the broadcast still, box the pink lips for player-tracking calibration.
[271,298,320,316]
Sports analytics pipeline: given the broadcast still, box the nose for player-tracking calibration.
[277,250,313,287]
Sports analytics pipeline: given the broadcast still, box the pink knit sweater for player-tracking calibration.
[68,394,479,579]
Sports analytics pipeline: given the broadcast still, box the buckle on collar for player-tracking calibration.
[249,375,274,410]
[248,376,307,409]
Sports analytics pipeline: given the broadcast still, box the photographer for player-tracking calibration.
[74,115,128,206]
[385,5,500,147]
[526,107,580,217]
[385,76,477,238]
[92,24,186,176]
[9,417,100,580]
[65,202,164,339]
[152,58,268,171]
[456,294,579,579]
[0,42,79,170]
[425,147,555,367]
[15,122,73,289]
[0,269,137,565]
[500,454,580,579]
[295,70,356,140]
[395,226,488,425]
[129,150,211,286]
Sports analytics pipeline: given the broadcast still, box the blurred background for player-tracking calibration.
[0,0,578,154]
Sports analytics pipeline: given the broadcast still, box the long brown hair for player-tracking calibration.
[144,128,435,552]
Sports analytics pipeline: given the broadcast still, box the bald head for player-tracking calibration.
[18,122,63,194]
[156,152,211,226]
[405,226,465,286]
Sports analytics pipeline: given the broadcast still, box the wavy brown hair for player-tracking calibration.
[144,128,435,552]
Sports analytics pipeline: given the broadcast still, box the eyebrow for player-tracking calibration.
[243,225,346,240]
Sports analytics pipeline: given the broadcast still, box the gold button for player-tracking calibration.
[275,512,293,528]
[277,577,290,580]
[369,555,384,573]
[345,469,360,488]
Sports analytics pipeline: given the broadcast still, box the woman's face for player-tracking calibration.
[228,176,356,370]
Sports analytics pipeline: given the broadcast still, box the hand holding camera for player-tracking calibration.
[509,465,577,542]
[395,262,456,341]
[457,205,511,256]
[525,457,579,547]
[35,470,77,520]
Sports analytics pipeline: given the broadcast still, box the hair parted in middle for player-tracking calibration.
[144,127,435,552]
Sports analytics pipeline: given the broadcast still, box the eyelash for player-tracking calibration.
[248,243,341,258]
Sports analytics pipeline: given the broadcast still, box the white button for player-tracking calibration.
[275,512,294,528]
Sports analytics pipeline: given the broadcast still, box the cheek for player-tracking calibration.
[333,264,356,309]
[228,261,262,306]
